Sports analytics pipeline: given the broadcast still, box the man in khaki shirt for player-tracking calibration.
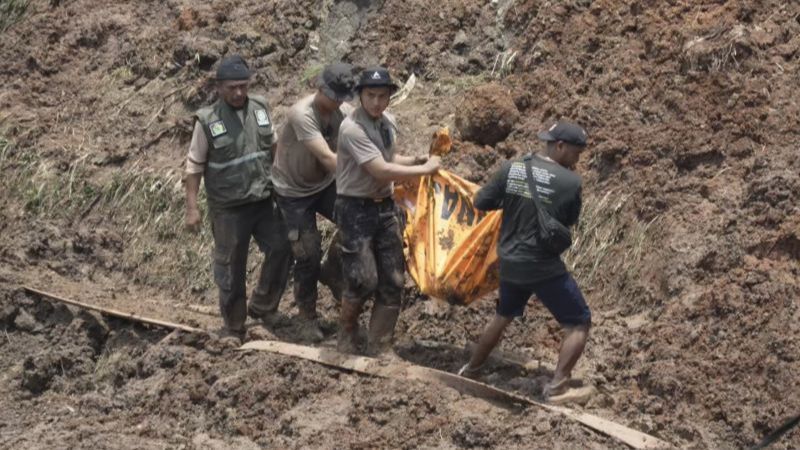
[335,66,440,355]
[271,63,356,341]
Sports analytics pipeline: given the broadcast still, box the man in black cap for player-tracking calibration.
[334,66,441,355]
[459,121,591,402]
[271,63,357,341]
[184,54,291,342]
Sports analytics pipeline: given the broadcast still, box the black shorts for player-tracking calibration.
[497,273,591,326]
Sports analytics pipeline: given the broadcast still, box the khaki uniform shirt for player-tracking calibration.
[272,95,353,197]
[336,107,397,199]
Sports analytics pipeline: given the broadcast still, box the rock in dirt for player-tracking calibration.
[14,308,39,333]
[0,302,19,326]
[21,353,66,394]
[452,30,470,53]
[455,83,520,146]
[535,419,553,435]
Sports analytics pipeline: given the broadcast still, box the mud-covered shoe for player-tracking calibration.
[248,308,284,327]
[296,317,325,342]
[337,300,362,354]
[365,304,400,357]
[337,328,360,354]
[218,328,245,346]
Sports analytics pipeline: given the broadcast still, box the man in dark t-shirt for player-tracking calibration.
[459,121,591,401]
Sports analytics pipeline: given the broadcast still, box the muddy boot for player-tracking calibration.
[296,306,324,343]
[337,300,362,354]
[248,307,285,328]
[366,304,400,357]
[218,327,245,347]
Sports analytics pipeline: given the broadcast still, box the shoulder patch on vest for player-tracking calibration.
[255,109,270,127]
[209,120,227,137]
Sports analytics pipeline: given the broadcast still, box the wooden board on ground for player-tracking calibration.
[181,303,217,316]
[24,286,205,334]
[240,340,671,450]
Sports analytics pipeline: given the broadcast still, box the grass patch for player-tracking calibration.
[0,0,28,32]
[490,49,517,79]
[299,63,324,89]
[436,73,489,91]
[110,66,135,82]
[0,138,215,295]
[564,190,661,295]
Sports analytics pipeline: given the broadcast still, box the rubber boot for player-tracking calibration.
[337,300,362,353]
[366,304,400,357]
[297,305,324,343]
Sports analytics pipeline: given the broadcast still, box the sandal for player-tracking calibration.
[542,377,570,400]
[457,363,484,379]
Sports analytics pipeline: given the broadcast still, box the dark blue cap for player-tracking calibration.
[356,66,399,92]
[537,121,588,146]
[318,62,357,102]
[216,55,251,81]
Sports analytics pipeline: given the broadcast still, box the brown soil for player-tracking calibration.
[1,0,799,449]
[456,83,520,146]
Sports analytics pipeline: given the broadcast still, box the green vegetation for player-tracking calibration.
[436,74,489,92]
[299,63,324,89]
[0,129,659,305]
[490,49,517,79]
[565,190,661,293]
[110,66,135,82]
[0,137,215,294]
[0,0,28,32]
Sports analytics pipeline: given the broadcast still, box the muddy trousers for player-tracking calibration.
[335,196,404,308]
[276,183,343,317]
[210,198,292,333]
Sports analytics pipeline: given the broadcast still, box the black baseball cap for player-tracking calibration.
[216,55,251,81]
[318,62,357,102]
[356,66,399,92]
[537,121,588,146]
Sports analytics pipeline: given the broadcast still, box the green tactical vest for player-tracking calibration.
[195,95,276,210]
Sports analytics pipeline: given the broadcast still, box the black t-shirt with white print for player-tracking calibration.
[474,154,582,285]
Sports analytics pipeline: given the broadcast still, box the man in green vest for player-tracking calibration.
[184,54,291,342]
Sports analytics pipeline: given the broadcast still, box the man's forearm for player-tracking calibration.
[185,172,202,210]
[320,154,337,173]
[393,154,418,166]
[374,162,434,182]
[303,138,338,173]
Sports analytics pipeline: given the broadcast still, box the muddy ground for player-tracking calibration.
[1,0,799,448]
[1,289,616,449]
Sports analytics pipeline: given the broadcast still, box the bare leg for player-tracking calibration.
[549,323,590,392]
[461,314,513,375]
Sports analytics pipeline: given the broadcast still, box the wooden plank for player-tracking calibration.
[23,286,205,334]
[414,339,553,371]
[240,340,671,449]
